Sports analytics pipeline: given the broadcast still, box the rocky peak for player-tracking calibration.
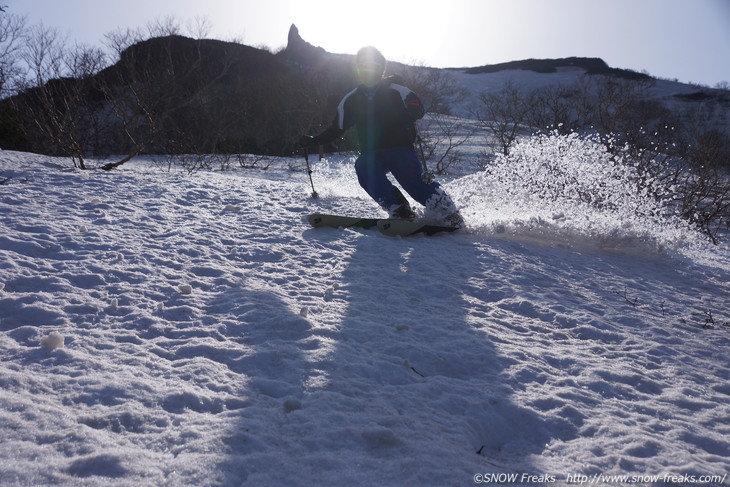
[283,24,327,65]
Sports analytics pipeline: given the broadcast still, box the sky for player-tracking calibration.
[5,0,730,87]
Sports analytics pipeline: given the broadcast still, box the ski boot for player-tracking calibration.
[390,203,417,220]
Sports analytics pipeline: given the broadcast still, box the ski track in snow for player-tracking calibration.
[0,151,728,486]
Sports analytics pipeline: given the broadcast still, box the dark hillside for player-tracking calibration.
[0,27,357,159]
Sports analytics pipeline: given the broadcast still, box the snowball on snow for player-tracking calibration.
[177,284,193,295]
[283,397,302,412]
[40,332,65,349]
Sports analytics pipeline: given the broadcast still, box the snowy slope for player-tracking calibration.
[446,66,722,132]
[0,147,729,487]
[448,66,701,100]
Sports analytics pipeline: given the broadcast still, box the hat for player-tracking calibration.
[356,46,386,68]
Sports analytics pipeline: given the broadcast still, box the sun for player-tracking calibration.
[291,0,452,65]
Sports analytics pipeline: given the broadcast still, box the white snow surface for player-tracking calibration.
[1,146,729,487]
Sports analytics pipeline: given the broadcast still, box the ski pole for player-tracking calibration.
[416,133,434,183]
[303,147,319,199]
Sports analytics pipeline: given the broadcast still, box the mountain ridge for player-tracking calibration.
[1,23,726,160]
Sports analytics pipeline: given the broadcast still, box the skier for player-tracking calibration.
[300,46,463,227]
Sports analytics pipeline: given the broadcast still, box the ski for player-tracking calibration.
[377,219,459,237]
[307,213,379,230]
[307,213,459,237]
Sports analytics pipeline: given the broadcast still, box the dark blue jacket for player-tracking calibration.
[312,76,425,152]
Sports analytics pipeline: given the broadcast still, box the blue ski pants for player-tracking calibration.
[355,147,442,210]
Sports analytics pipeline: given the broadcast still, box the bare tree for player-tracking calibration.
[8,25,241,170]
[0,12,27,98]
[12,24,84,165]
[474,80,533,156]
[397,62,467,115]
[145,16,181,38]
[102,27,144,60]
[417,113,477,174]
[675,128,730,243]
[185,15,213,40]
[527,84,579,134]
[574,75,656,146]
[14,34,110,168]
[20,23,67,88]
[99,36,237,170]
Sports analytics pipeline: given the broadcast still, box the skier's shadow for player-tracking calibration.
[212,229,574,485]
[305,232,560,483]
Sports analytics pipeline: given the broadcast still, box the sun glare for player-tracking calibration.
[291,0,452,65]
